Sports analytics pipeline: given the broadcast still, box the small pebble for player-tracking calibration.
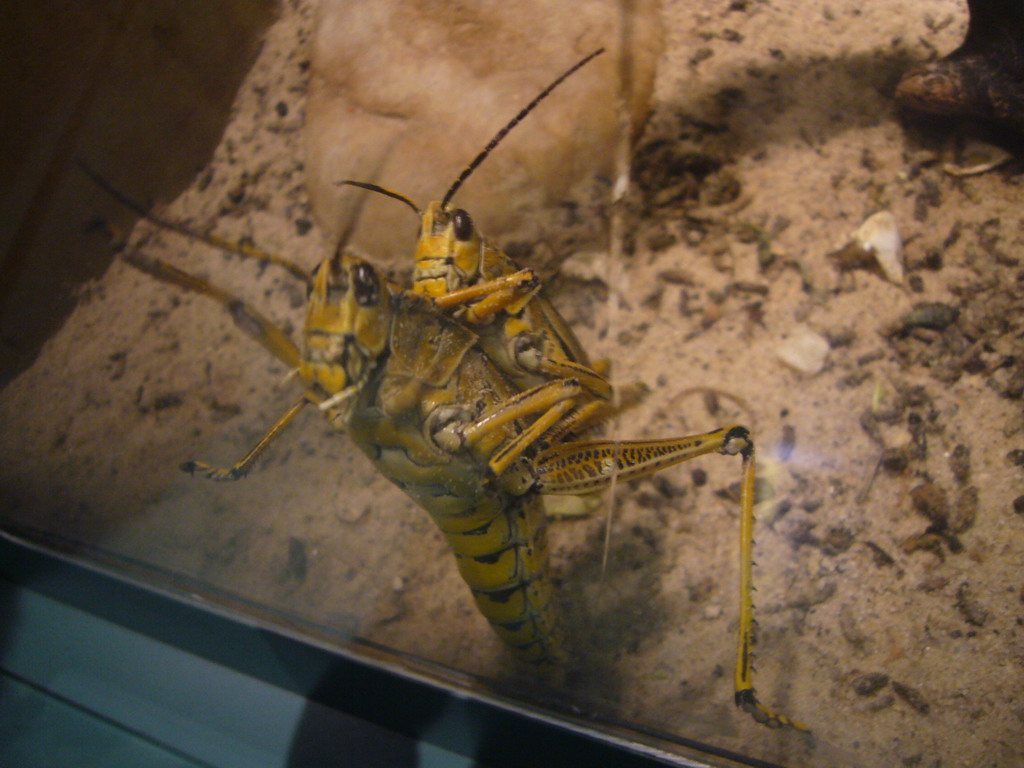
[910,483,949,527]
[956,582,989,627]
[879,447,910,474]
[852,672,890,696]
[900,302,959,332]
[950,487,978,534]
[777,326,830,374]
[948,444,971,484]
[864,541,895,567]
[892,681,930,714]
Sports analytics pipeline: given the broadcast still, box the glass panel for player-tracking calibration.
[2,2,1020,767]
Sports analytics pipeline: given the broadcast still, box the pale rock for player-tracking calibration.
[777,326,830,375]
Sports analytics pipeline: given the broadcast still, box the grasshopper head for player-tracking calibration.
[301,252,391,420]
[413,201,485,298]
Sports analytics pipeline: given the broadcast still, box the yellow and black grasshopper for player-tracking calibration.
[98,48,806,731]
[336,48,806,730]
[343,48,618,480]
[123,242,799,730]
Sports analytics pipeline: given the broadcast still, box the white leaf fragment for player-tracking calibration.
[855,210,903,283]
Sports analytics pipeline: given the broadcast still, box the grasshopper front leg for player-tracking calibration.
[124,252,314,481]
[532,427,809,732]
[181,395,310,481]
[454,370,641,480]
[433,268,613,401]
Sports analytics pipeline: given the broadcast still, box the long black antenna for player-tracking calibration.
[440,47,606,210]
[79,160,311,283]
[338,181,421,216]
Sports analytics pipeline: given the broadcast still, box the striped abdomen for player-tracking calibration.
[346,369,565,665]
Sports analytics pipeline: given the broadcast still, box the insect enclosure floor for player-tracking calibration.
[1,1,1022,767]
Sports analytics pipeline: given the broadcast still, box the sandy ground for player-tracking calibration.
[2,1,1023,766]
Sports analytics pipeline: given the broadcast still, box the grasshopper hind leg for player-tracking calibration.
[532,426,809,732]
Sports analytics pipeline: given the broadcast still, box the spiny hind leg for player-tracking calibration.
[536,383,654,520]
[125,252,313,481]
[453,370,647,493]
[532,427,809,732]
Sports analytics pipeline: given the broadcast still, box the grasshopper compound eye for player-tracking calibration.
[452,209,474,241]
[352,261,380,307]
